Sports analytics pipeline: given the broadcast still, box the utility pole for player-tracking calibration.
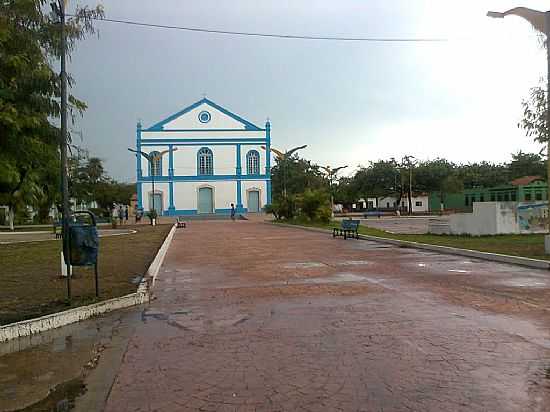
[487,7,550,249]
[52,0,72,303]
[546,11,550,232]
[402,155,415,215]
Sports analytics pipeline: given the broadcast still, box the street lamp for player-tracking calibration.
[401,155,416,215]
[487,7,550,243]
[261,145,307,198]
[321,165,348,218]
[128,147,176,224]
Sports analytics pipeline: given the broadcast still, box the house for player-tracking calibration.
[373,194,429,213]
[135,98,271,216]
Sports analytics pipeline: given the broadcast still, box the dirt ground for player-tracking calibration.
[98,220,550,411]
[0,224,172,325]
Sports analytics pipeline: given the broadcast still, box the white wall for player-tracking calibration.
[162,102,247,130]
[173,181,236,211]
[449,202,518,235]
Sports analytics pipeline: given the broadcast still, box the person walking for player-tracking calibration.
[230,203,236,221]
[118,205,124,225]
[124,206,129,223]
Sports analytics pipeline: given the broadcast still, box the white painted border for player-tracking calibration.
[0,224,177,343]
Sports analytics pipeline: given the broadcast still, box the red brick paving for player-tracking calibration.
[105,221,550,411]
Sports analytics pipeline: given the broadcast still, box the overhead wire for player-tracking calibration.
[68,15,448,43]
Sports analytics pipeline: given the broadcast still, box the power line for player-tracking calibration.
[69,15,448,42]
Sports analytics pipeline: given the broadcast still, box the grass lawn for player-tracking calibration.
[0,224,172,325]
[278,219,549,261]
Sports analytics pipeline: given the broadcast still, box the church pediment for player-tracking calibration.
[145,98,263,131]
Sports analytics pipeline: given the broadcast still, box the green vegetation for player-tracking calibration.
[0,224,171,325]
[0,1,103,229]
[278,219,550,261]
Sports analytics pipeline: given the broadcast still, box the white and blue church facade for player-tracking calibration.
[135,98,272,216]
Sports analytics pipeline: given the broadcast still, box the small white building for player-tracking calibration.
[378,194,430,213]
[135,98,272,216]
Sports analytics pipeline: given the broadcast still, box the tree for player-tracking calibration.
[508,151,546,179]
[271,155,327,201]
[414,159,461,210]
[519,86,547,146]
[456,162,509,189]
[353,159,401,205]
[0,1,103,230]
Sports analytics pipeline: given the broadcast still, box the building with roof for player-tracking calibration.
[135,98,271,216]
[429,176,547,212]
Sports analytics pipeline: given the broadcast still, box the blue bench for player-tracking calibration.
[333,219,360,239]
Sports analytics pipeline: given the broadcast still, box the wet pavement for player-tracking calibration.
[97,221,550,411]
[2,221,550,411]
[0,308,137,411]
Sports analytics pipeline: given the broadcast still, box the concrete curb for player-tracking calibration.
[0,224,177,343]
[149,223,177,288]
[272,223,550,271]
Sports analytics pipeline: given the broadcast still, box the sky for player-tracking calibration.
[67,0,549,181]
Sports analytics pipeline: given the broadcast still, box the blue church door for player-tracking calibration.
[247,190,260,213]
[198,187,214,214]
[149,192,163,215]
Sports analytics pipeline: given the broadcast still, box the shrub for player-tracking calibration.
[269,196,297,220]
[297,189,329,221]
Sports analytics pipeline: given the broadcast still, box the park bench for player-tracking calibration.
[176,216,187,229]
[333,219,360,240]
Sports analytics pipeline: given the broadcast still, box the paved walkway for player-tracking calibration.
[104,221,550,411]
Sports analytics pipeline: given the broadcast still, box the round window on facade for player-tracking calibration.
[198,111,211,123]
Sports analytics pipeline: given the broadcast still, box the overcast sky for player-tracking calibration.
[68,0,548,181]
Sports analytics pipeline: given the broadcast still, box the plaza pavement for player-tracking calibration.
[102,220,550,411]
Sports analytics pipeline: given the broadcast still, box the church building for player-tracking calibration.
[135,98,272,216]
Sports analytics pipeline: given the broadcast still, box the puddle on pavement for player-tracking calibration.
[301,273,366,284]
[283,262,327,269]
[13,378,86,412]
[336,260,370,266]
[499,278,549,288]
[0,310,134,412]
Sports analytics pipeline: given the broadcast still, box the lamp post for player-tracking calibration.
[487,7,550,247]
[401,155,416,215]
[321,165,348,218]
[128,148,176,224]
[261,145,307,199]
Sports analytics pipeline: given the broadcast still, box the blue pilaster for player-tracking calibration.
[168,145,175,213]
[136,121,143,209]
[236,144,243,211]
[265,120,272,205]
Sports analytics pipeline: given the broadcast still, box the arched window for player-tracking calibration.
[197,147,213,175]
[246,150,260,175]
[149,151,162,176]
